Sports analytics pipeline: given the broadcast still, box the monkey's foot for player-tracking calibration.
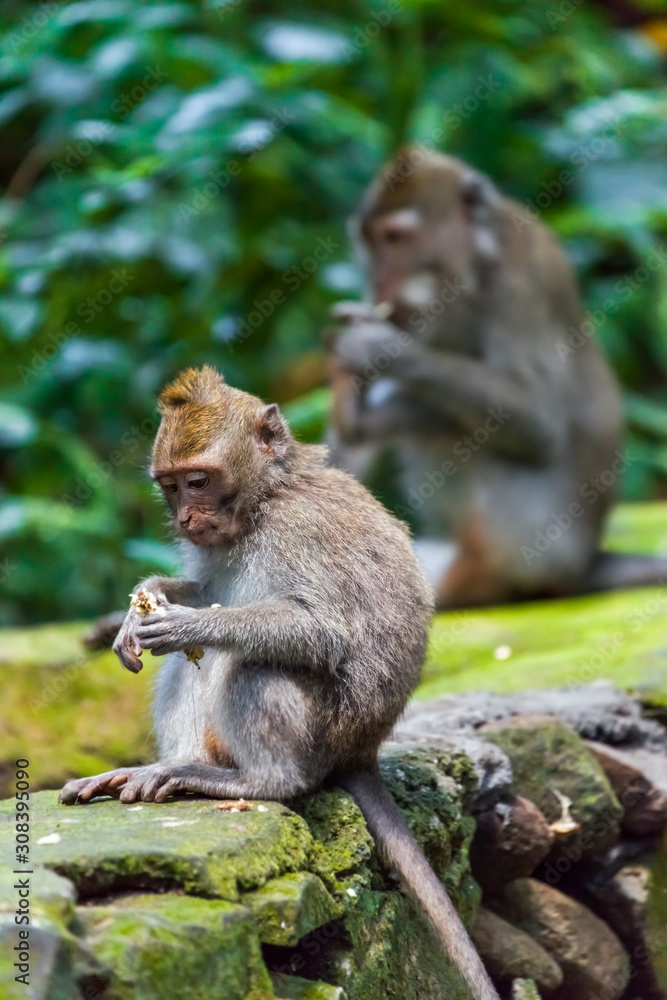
[58,765,179,805]
[60,763,305,805]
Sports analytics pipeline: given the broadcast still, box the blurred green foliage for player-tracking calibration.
[0,0,666,625]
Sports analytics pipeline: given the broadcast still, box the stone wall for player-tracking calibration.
[2,684,666,999]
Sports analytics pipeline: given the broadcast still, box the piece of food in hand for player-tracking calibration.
[330,300,392,322]
[129,590,204,666]
[130,589,162,616]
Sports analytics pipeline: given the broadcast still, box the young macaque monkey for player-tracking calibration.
[60,366,499,1000]
[328,148,667,607]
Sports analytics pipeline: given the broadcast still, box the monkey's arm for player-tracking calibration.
[336,325,557,463]
[134,598,349,669]
[135,576,202,605]
[113,578,203,673]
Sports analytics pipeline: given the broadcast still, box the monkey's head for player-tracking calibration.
[356,148,501,316]
[150,366,293,547]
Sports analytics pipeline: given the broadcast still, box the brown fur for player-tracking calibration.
[203,729,235,768]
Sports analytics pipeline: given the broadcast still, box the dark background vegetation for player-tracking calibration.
[1,0,666,626]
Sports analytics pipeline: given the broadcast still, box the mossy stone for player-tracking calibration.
[0,792,312,900]
[271,972,346,999]
[379,744,480,925]
[296,789,374,902]
[481,720,623,855]
[0,865,97,1000]
[78,893,273,1000]
[267,887,470,1000]
[245,872,341,945]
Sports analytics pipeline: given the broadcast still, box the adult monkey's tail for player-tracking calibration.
[586,551,667,592]
[340,770,499,1000]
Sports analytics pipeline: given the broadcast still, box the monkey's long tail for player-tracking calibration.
[339,770,499,1000]
[586,552,667,592]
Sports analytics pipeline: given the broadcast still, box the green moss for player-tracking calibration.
[244,872,341,946]
[78,894,273,1000]
[604,503,667,558]
[0,865,95,1000]
[379,745,480,924]
[266,887,470,1000]
[646,842,667,988]
[421,500,667,702]
[271,973,346,999]
[281,749,481,999]
[511,980,541,1000]
[0,633,155,798]
[0,792,312,900]
[424,584,667,701]
[296,790,374,901]
[483,721,622,855]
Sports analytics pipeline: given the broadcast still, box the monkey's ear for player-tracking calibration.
[461,172,500,259]
[256,404,290,460]
[460,173,497,220]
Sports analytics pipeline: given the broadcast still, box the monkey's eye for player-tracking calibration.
[161,482,178,493]
[187,476,209,490]
[461,177,485,210]
[382,228,407,244]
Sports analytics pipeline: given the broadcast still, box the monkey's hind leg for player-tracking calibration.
[61,762,311,805]
[135,762,309,804]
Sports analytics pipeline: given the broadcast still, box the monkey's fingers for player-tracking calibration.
[136,632,171,645]
[59,778,88,805]
[113,627,145,673]
[116,643,144,673]
[139,602,186,624]
[59,771,130,804]
[77,773,130,802]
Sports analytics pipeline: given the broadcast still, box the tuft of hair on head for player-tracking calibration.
[152,366,233,467]
[158,366,227,412]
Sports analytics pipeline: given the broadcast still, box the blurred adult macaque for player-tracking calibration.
[328,147,667,607]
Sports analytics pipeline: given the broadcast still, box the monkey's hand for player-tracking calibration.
[135,602,209,657]
[335,319,405,376]
[112,611,146,674]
